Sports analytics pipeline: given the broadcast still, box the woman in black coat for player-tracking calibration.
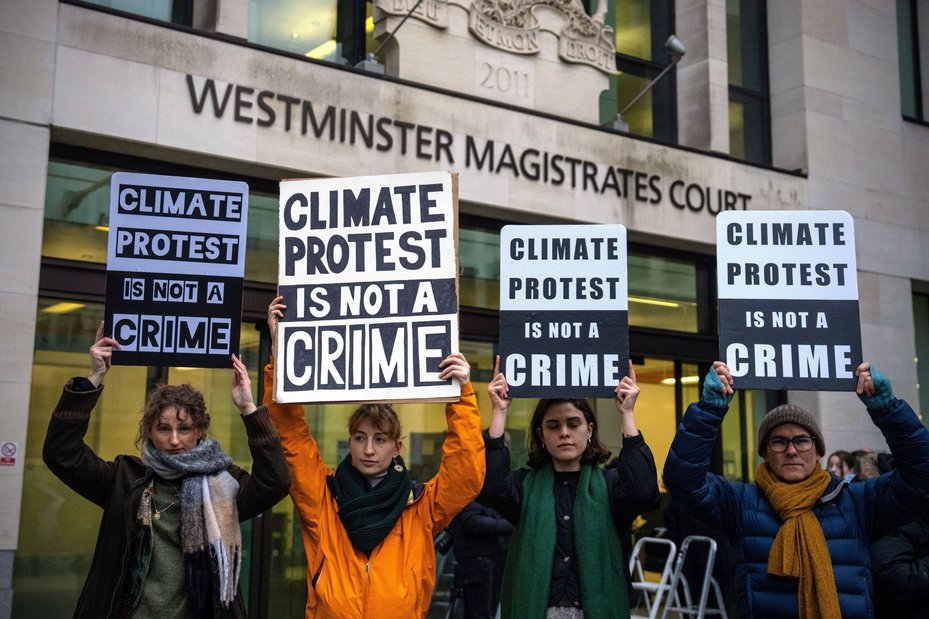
[43,323,291,618]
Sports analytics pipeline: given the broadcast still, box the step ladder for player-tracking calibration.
[628,536,678,619]
[660,535,728,619]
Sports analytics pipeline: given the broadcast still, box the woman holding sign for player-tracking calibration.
[481,358,659,619]
[42,323,291,618]
[264,296,484,619]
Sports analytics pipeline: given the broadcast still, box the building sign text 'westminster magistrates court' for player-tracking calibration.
[185,75,754,216]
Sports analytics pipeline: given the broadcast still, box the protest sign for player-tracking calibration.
[717,210,861,390]
[499,225,628,398]
[276,171,460,403]
[105,172,249,368]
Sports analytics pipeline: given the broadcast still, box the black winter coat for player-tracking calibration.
[871,512,929,619]
[42,379,291,619]
[480,432,660,608]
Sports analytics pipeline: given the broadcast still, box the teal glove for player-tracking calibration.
[702,368,734,409]
[858,367,896,410]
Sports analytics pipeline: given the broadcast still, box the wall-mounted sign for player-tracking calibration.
[499,224,628,398]
[105,172,248,368]
[275,171,460,404]
[717,210,862,390]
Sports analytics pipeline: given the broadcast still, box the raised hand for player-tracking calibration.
[615,362,640,416]
[439,352,471,385]
[614,362,641,437]
[701,361,735,410]
[88,321,121,387]
[487,355,510,438]
[231,354,258,415]
[712,361,734,396]
[268,294,286,342]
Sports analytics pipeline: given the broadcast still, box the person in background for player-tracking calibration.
[664,361,929,618]
[481,357,660,619]
[826,449,855,482]
[449,500,514,618]
[853,451,882,481]
[870,504,929,617]
[264,296,485,619]
[43,323,291,618]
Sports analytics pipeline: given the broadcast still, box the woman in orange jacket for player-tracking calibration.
[264,296,485,618]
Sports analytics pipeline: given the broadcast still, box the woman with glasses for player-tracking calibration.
[663,360,929,619]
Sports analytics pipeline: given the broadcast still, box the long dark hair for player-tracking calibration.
[526,398,611,469]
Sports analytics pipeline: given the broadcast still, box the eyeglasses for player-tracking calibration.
[767,436,815,453]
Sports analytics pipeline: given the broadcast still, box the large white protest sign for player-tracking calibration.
[499,225,628,398]
[276,171,460,403]
[717,210,862,390]
[105,172,249,368]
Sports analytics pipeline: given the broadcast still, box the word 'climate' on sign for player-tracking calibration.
[716,210,862,391]
[276,171,461,404]
[104,172,249,368]
[499,224,629,399]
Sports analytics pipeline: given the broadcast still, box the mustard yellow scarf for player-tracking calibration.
[755,463,841,619]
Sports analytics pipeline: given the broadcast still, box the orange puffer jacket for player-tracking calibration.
[263,361,485,618]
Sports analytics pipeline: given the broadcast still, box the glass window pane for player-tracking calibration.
[459,227,501,310]
[635,358,687,493]
[726,0,765,92]
[245,191,280,283]
[81,0,185,23]
[615,0,652,59]
[914,292,929,422]
[617,70,655,136]
[897,0,920,118]
[249,0,341,61]
[42,161,112,264]
[729,93,768,165]
[628,254,698,332]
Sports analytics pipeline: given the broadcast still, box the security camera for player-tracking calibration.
[663,35,686,60]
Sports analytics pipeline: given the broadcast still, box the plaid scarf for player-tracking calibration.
[134,439,241,613]
[756,463,840,619]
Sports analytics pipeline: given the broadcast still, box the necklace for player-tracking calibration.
[152,482,181,520]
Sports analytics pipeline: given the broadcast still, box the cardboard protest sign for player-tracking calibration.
[276,171,460,404]
[499,225,628,398]
[105,172,249,368]
[717,210,861,390]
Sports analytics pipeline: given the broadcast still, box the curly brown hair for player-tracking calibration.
[135,383,210,449]
[526,398,611,469]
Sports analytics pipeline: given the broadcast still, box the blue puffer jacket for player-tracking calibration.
[664,397,929,619]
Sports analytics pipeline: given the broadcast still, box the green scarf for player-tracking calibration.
[500,463,629,619]
[333,454,413,556]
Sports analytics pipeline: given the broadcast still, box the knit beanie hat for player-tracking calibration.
[757,404,825,457]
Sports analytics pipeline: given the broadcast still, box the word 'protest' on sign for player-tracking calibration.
[499,225,628,398]
[105,172,248,368]
[717,210,861,391]
[276,171,460,403]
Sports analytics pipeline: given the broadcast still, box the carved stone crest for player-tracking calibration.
[468,0,616,73]
[374,0,615,73]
